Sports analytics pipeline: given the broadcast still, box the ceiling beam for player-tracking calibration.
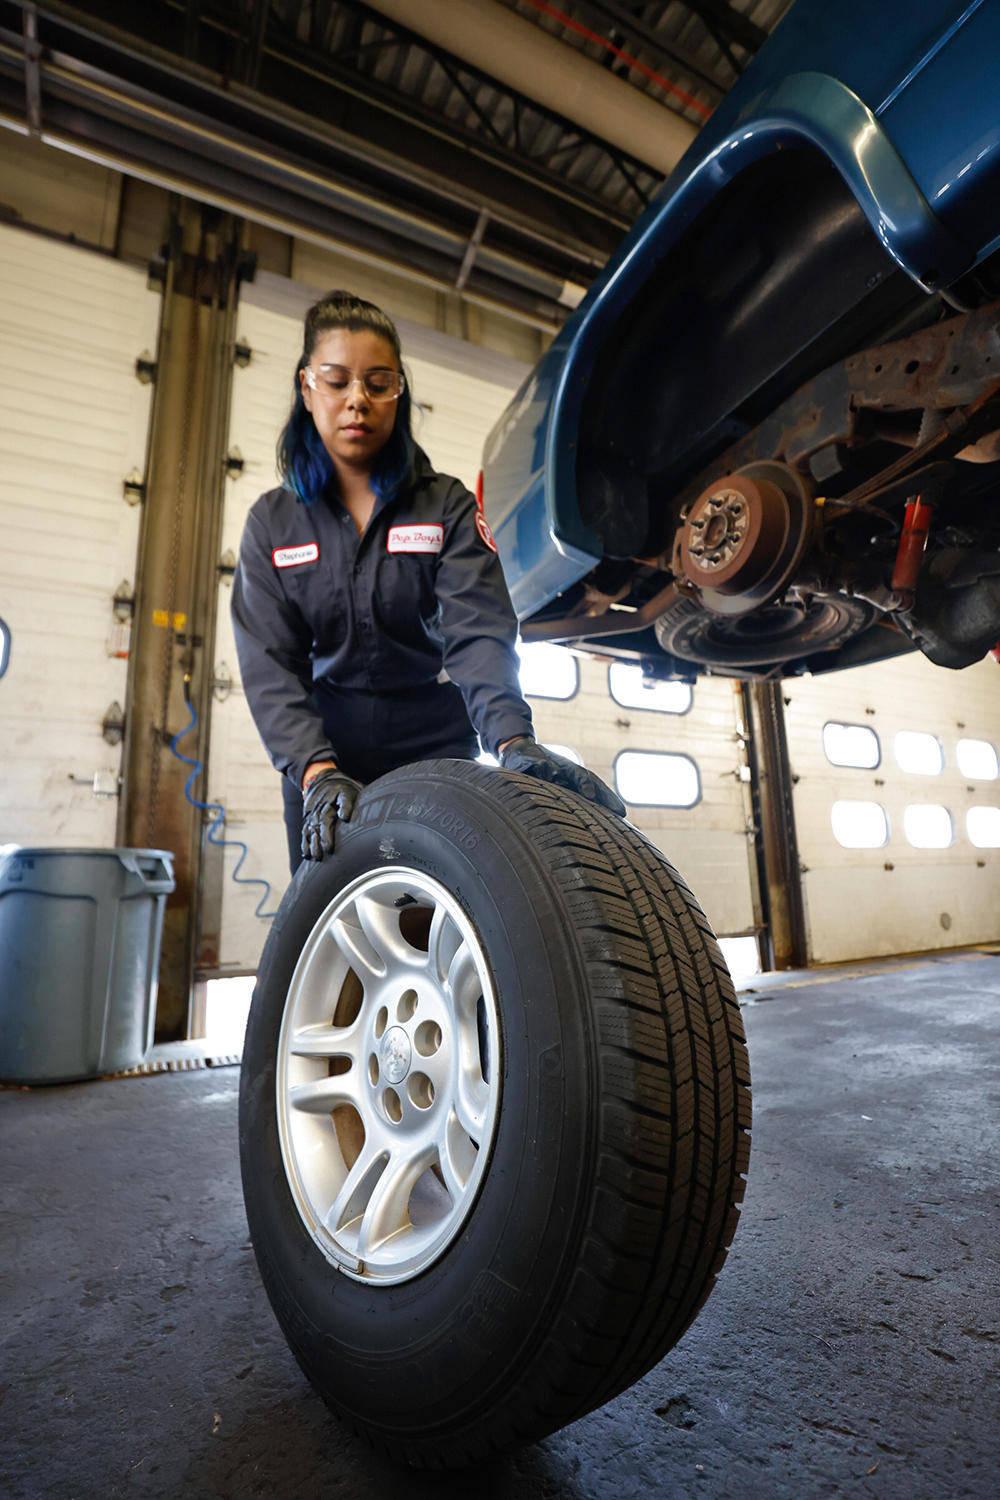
[361,0,699,176]
[552,0,732,97]
[678,0,768,55]
[5,0,642,255]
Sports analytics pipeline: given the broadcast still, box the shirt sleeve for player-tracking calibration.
[433,480,534,755]
[230,503,338,787]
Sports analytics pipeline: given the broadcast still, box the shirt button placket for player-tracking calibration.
[357,549,375,677]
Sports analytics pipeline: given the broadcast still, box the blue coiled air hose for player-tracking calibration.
[169,690,277,920]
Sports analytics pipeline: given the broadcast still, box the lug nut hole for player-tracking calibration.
[415,1020,443,1057]
[407,1073,435,1110]
[397,989,418,1022]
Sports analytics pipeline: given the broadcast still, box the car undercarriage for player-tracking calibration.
[514,151,1000,681]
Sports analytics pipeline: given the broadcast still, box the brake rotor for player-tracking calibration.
[654,589,877,672]
[672,461,816,617]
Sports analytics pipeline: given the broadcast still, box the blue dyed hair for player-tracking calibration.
[277,290,415,506]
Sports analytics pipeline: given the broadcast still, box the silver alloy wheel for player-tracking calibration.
[276,866,502,1284]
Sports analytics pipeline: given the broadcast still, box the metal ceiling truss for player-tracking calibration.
[0,0,656,326]
[158,0,662,223]
[278,0,663,210]
[682,0,767,55]
[0,0,776,323]
[553,0,751,97]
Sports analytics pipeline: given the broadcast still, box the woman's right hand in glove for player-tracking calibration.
[300,765,363,861]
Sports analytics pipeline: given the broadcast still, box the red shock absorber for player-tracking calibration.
[891,495,934,599]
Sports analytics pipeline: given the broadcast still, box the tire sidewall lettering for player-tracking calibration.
[353,790,480,851]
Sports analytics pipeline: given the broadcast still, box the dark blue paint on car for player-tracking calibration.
[482,0,1000,679]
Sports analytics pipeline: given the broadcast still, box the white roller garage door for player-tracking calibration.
[0,224,160,848]
[784,652,1000,963]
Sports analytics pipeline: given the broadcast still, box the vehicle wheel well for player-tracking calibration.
[576,144,927,560]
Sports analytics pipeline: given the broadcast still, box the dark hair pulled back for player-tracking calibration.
[277,289,414,506]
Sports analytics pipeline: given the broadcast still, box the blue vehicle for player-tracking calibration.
[482,0,1000,680]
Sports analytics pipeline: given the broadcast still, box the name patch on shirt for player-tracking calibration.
[273,543,319,569]
[387,524,444,554]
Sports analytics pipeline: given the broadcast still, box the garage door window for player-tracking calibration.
[956,738,999,780]
[608,664,692,714]
[822,721,880,769]
[614,750,700,808]
[831,800,889,848]
[966,807,1000,847]
[894,730,943,775]
[0,618,9,679]
[903,804,954,849]
[517,642,578,700]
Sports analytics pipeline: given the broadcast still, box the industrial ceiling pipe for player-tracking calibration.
[363,0,700,178]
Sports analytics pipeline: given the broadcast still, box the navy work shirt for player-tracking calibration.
[231,447,534,788]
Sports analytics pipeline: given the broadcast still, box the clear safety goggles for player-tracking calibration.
[304,364,405,402]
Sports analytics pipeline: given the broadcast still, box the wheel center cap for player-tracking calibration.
[381,1026,412,1084]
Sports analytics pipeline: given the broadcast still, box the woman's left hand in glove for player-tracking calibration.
[498,736,626,817]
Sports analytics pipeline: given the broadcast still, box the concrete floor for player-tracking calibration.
[1,950,998,1499]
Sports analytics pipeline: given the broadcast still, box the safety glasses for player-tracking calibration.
[305,364,405,402]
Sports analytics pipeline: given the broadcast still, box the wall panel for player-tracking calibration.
[784,653,1000,963]
[0,223,159,848]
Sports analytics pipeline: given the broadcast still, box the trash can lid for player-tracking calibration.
[0,846,174,859]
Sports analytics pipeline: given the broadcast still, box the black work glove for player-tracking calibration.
[300,768,363,861]
[499,737,626,817]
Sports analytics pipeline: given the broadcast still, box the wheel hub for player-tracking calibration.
[672,461,815,617]
[379,1026,412,1085]
[275,867,501,1284]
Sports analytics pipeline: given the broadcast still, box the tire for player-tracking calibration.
[239,759,751,1468]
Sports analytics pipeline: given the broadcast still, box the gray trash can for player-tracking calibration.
[0,847,175,1084]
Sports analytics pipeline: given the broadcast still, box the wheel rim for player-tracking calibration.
[276,866,502,1284]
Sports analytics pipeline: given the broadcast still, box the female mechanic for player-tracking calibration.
[231,289,623,872]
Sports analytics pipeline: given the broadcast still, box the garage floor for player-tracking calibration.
[2,949,998,1499]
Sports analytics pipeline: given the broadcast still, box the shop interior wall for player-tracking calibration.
[0,219,159,850]
[2,140,996,979]
[784,653,1000,964]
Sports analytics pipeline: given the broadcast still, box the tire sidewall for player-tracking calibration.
[239,767,597,1427]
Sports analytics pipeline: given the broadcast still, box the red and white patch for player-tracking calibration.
[387,523,444,554]
[474,471,498,552]
[475,512,498,553]
[273,542,319,569]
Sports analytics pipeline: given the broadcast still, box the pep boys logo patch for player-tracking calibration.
[387,524,444,554]
[273,542,319,568]
[475,512,498,553]
[474,470,498,553]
